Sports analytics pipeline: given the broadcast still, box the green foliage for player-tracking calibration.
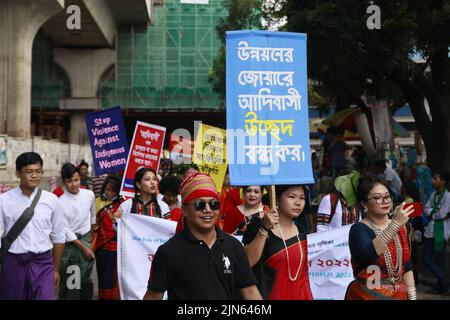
[269,0,450,170]
[209,0,263,98]
[266,0,449,112]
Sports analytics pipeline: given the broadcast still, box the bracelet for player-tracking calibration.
[407,286,417,300]
[379,220,402,245]
[258,228,269,238]
[261,224,272,232]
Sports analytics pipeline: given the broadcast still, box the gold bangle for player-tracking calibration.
[407,286,417,300]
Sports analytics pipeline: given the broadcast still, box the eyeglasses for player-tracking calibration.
[190,199,220,211]
[21,169,44,177]
[367,194,392,205]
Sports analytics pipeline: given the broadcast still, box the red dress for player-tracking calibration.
[222,205,268,235]
[266,237,312,300]
[346,223,411,300]
[242,218,313,300]
[221,188,243,221]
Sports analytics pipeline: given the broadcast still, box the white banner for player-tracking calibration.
[117,214,177,300]
[307,224,354,300]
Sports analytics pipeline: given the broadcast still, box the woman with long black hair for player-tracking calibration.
[92,175,125,300]
[243,184,313,300]
[118,167,164,217]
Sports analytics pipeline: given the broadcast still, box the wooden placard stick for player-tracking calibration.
[269,185,276,210]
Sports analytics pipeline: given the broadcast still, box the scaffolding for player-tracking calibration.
[99,0,227,110]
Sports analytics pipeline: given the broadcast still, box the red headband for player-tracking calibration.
[179,171,219,205]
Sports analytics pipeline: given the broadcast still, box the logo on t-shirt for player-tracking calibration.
[222,254,231,274]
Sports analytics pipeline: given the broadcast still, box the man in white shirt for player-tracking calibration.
[58,163,96,300]
[156,175,182,219]
[317,171,362,232]
[372,159,402,200]
[0,152,65,300]
[423,172,450,295]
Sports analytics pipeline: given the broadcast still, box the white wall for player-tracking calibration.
[0,135,93,191]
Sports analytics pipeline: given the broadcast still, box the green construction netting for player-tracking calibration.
[100,0,227,110]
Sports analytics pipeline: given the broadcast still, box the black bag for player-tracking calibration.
[0,188,42,264]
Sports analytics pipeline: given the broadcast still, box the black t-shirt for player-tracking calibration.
[148,225,257,300]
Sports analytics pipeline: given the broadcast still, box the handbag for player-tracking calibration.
[0,188,42,264]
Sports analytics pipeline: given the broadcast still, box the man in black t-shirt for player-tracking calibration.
[143,171,262,300]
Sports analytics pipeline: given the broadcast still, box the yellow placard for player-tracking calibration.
[193,124,227,192]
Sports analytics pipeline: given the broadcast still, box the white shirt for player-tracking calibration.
[0,187,65,254]
[384,167,402,196]
[317,194,344,232]
[317,194,361,232]
[156,193,181,214]
[120,197,170,217]
[59,188,96,242]
[120,198,134,217]
[424,190,450,240]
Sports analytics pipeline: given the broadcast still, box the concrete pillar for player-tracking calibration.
[54,48,115,98]
[0,0,64,138]
[54,48,115,144]
[70,113,89,145]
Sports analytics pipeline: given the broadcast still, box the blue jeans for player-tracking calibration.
[423,237,448,290]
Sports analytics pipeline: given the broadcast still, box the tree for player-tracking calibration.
[209,0,263,101]
[266,0,450,172]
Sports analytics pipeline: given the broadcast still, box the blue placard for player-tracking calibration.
[226,30,314,185]
[85,106,129,176]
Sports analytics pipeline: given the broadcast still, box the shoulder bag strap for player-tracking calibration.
[2,188,42,250]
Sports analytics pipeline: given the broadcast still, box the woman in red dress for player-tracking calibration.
[222,186,268,235]
[243,185,313,300]
[92,175,126,300]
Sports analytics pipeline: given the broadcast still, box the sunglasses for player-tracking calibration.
[190,199,220,211]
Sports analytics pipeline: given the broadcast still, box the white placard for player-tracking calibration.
[117,214,177,300]
[307,224,354,300]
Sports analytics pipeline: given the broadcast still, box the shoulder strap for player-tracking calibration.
[329,192,339,222]
[2,188,42,251]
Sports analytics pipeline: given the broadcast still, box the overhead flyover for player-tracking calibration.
[0,0,152,140]
[41,0,153,47]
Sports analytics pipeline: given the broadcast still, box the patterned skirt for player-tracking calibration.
[345,278,407,300]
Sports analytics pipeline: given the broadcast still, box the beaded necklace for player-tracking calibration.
[367,219,403,285]
[277,224,303,282]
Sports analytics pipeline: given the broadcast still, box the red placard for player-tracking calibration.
[120,121,166,197]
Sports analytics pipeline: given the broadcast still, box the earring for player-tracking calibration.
[363,207,368,212]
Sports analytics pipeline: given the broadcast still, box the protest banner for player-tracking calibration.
[193,123,227,192]
[120,121,166,197]
[117,213,176,300]
[307,224,354,300]
[85,106,129,175]
[226,30,314,186]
